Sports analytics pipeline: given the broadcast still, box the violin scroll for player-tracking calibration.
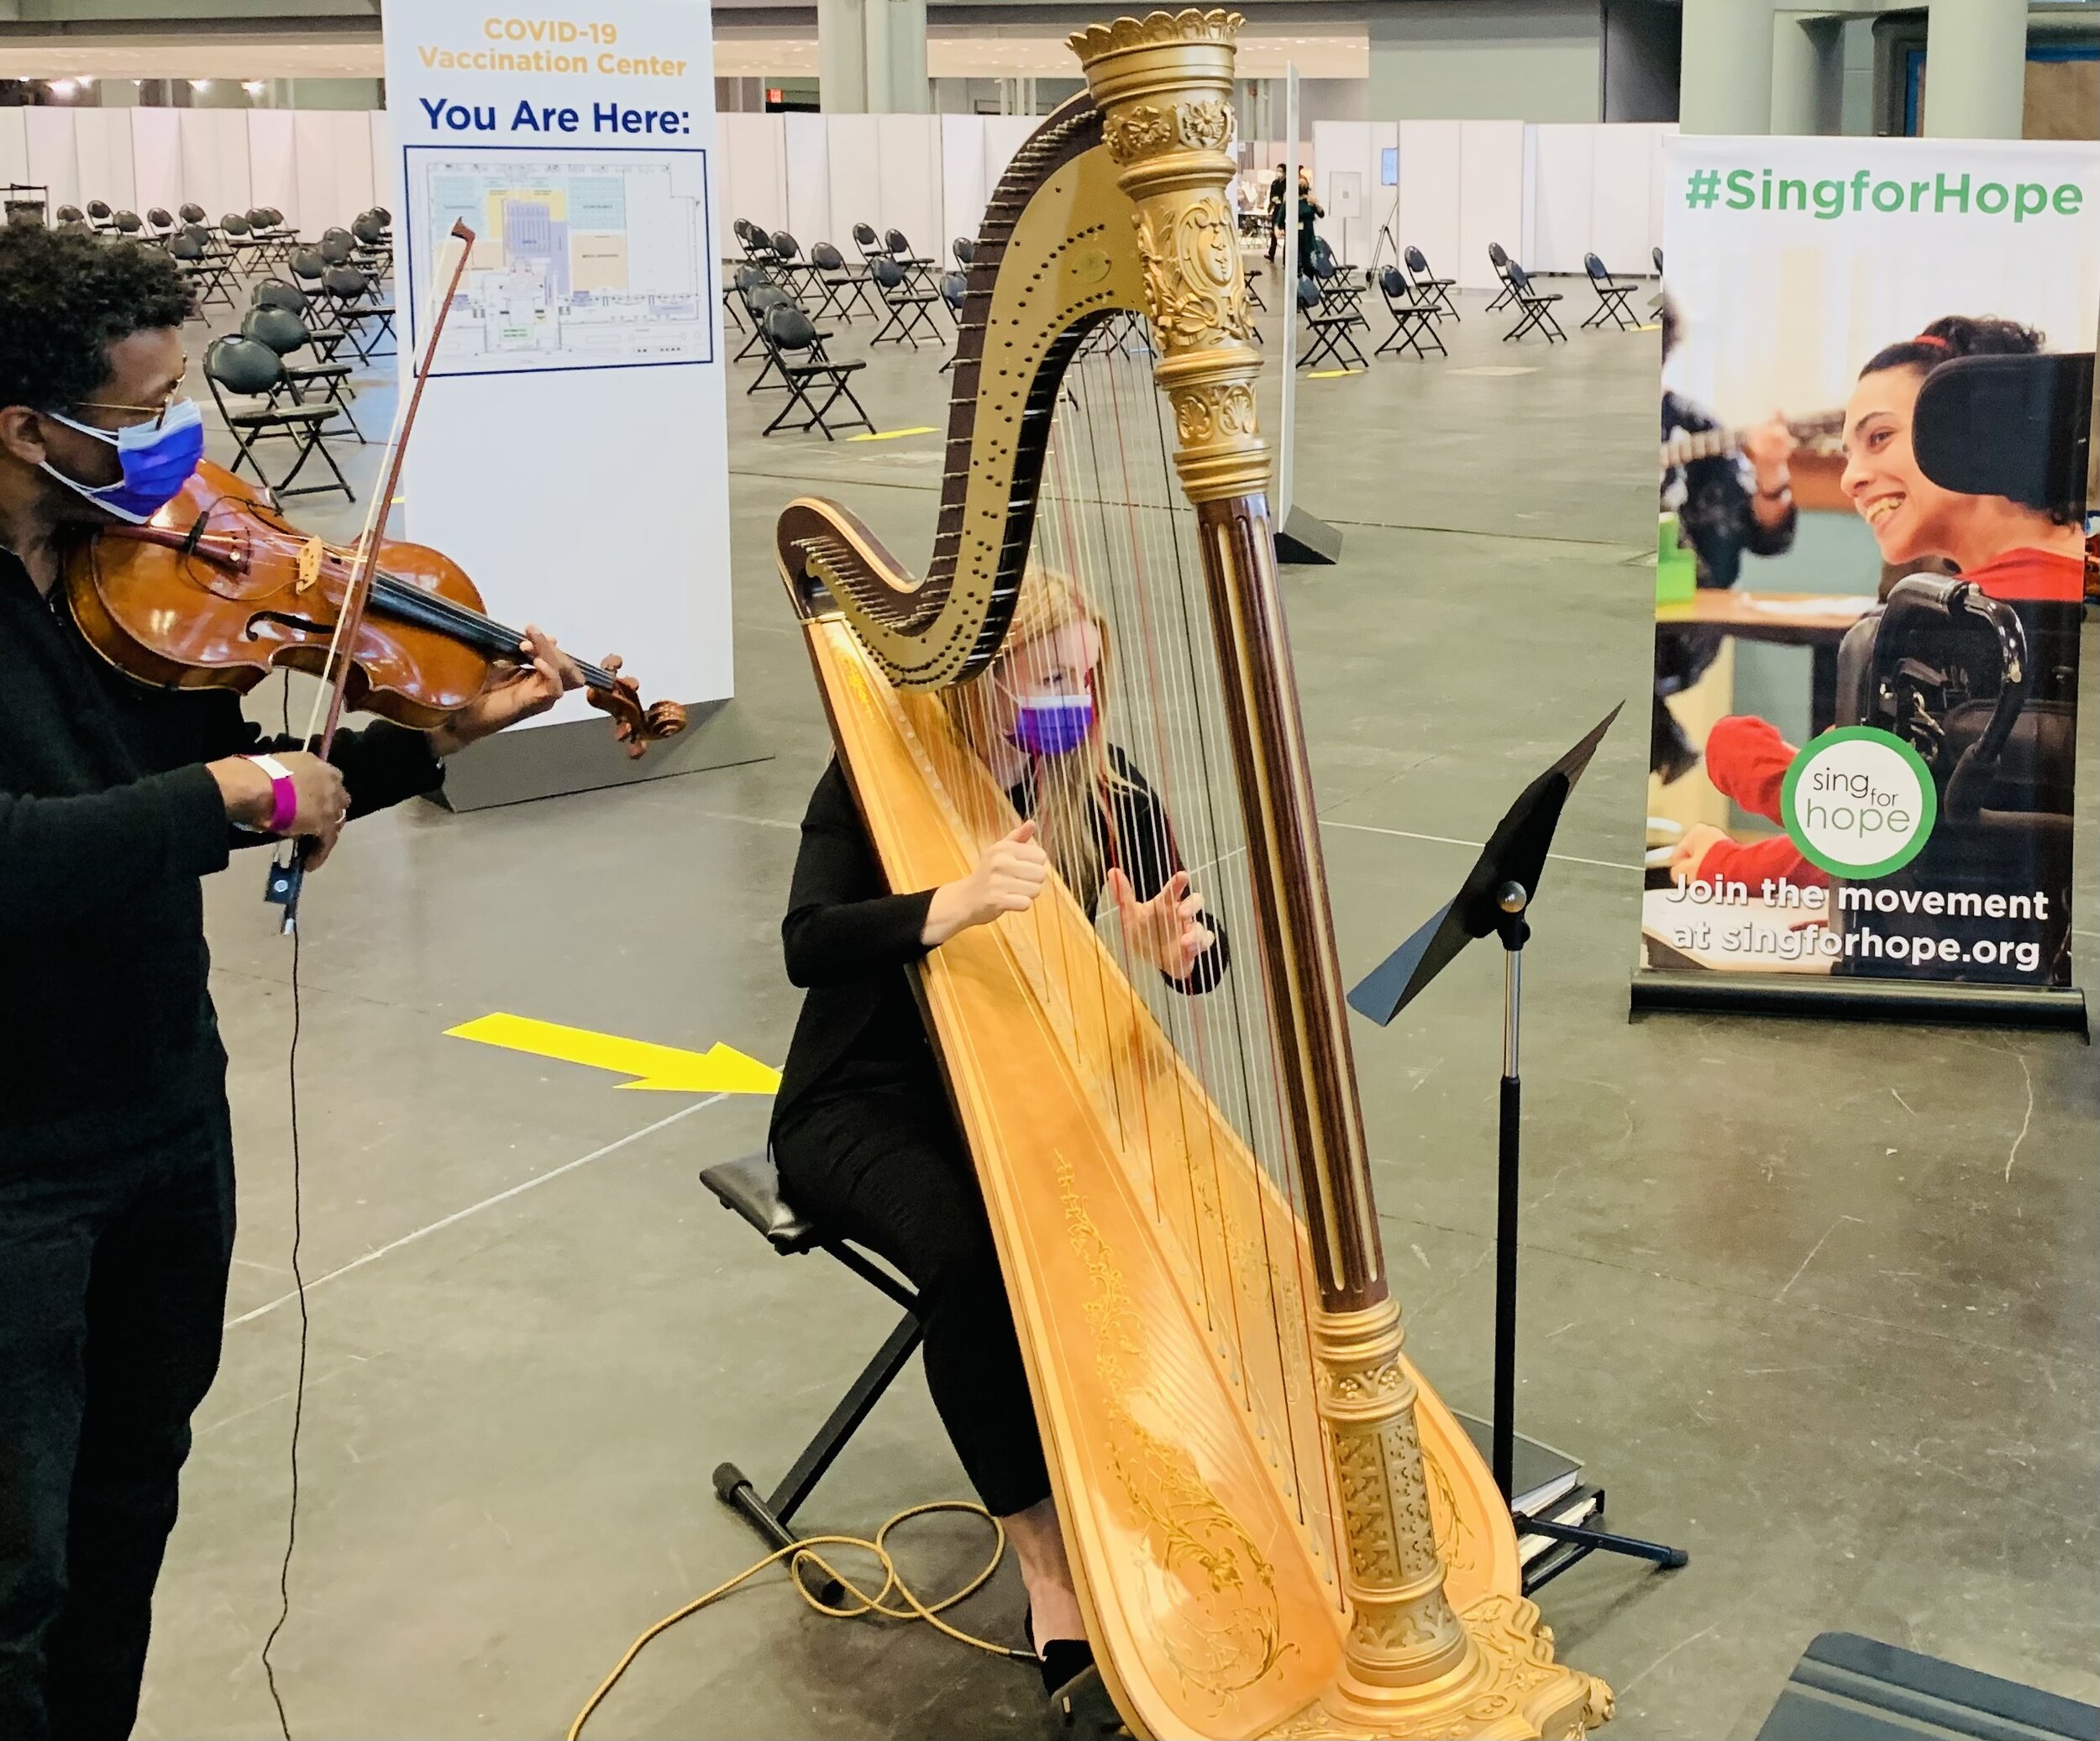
[587,673,687,757]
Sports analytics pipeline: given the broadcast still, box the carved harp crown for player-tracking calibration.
[775,12,1611,1738]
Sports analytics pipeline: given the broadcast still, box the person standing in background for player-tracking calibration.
[1266,163,1287,264]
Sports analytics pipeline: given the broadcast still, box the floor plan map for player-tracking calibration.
[404,146,714,375]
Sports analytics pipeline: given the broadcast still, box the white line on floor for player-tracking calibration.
[1320,817,1641,873]
[223,1096,726,1329]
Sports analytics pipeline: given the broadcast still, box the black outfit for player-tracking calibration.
[1654,390,1798,780]
[1265,173,1287,263]
[769,755,1223,1516]
[1,545,444,1739]
[1296,192,1324,267]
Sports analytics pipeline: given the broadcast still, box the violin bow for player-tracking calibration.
[268,218,477,934]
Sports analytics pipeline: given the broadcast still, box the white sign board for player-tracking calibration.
[383,0,731,720]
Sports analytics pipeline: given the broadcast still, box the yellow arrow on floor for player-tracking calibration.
[446,1013,780,1094]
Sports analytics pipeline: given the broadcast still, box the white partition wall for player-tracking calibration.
[940,115,988,254]
[179,111,254,223]
[129,108,183,218]
[1522,119,1672,275]
[73,113,135,216]
[0,110,28,194]
[1397,121,1462,286]
[26,109,79,212]
[245,111,297,224]
[783,111,831,249]
[826,113,884,253]
[1457,121,1525,291]
[717,113,788,239]
[878,113,942,256]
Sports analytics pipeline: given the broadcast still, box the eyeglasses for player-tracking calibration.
[69,382,187,429]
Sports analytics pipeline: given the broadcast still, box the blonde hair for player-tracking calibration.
[952,565,1126,907]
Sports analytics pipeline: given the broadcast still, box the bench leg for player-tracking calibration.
[712,1305,924,1602]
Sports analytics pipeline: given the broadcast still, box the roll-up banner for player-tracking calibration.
[382,0,744,806]
[1636,137,2098,1028]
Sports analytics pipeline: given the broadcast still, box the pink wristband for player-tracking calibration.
[249,756,299,834]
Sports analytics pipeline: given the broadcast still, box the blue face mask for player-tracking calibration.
[1010,691,1095,757]
[40,398,206,524]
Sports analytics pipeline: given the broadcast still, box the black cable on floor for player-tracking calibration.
[260,919,308,1741]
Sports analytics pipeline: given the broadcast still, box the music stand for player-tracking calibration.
[1348,703,1688,1585]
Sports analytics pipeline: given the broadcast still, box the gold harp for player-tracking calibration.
[774,12,1612,1736]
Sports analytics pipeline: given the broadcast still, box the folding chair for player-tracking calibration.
[1501,261,1566,343]
[883,228,939,295]
[808,241,879,323]
[241,305,361,438]
[769,231,823,301]
[937,271,969,373]
[701,1151,925,1605]
[1581,253,1639,331]
[219,212,265,275]
[1243,264,1268,312]
[1651,245,1663,276]
[53,206,83,227]
[1306,241,1366,320]
[740,287,802,393]
[203,334,353,501]
[113,210,144,239]
[868,256,943,348]
[87,201,115,233]
[1485,242,1518,312]
[759,304,874,439]
[253,278,350,364]
[318,227,375,291]
[351,209,392,283]
[732,268,784,358]
[850,222,890,272]
[737,218,779,265]
[1404,245,1461,320]
[1374,266,1446,360]
[951,235,974,269]
[322,264,396,362]
[167,232,237,314]
[144,207,176,244]
[1296,275,1368,371]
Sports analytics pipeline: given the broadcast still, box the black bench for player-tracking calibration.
[700,1150,922,1601]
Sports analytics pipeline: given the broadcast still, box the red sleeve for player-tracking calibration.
[1698,832,1826,890]
[1704,716,1796,824]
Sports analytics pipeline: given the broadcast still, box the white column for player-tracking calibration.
[818,0,867,113]
[1681,0,1776,134]
[1924,0,2027,139]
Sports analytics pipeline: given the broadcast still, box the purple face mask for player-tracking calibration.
[1010,691,1094,757]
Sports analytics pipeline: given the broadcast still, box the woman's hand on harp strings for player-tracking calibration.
[922,821,1050,947]
[1107,867,1217,982]
[425,627,628,757]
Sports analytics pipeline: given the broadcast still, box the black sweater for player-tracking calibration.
[773,753,1229,1123]
[2,546,445,1156]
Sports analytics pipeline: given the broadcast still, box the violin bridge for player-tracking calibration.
[297,537,324,594]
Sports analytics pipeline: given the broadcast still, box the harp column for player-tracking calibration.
[1072,12,1609,1736]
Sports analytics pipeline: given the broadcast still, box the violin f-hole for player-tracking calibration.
[246,607,334,641]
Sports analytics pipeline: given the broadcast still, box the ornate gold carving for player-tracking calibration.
[1055,1151,1290,1702]
[1133,197,1252,349]
[1177,95,1236,151]
[1264,1593,1613,1738]
[1068,7,1243,62]
[1102,102,1174,164]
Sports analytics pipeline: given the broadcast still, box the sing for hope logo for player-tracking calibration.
[1781,726,1937,878]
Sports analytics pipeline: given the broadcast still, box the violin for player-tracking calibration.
[64,459,688,750]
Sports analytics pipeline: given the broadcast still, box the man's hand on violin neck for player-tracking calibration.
[425,626,625,758]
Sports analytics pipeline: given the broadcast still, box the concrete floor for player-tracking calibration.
[134,273,2098,1741]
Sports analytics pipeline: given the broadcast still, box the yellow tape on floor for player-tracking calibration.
[446,1013,780,1094]
[848,425,939,442]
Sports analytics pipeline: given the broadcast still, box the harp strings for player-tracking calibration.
[1012,328,1337,1572]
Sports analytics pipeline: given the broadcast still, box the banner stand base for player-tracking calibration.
[1275,505,1341,567]
[1630,969,2088,1037]
[431,698,771,813]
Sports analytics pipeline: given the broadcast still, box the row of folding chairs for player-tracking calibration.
[728,267,874,438]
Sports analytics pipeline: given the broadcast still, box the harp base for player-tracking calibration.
[1301,1298,1613,1738]
[1268,1592,1613,1738]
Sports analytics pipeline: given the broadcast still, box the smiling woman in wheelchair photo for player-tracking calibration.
[1668,312,2087,984]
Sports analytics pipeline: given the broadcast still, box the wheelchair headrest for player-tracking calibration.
[1913,351,2092,518]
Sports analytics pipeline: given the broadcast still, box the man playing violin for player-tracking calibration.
[0,225,601,1738]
